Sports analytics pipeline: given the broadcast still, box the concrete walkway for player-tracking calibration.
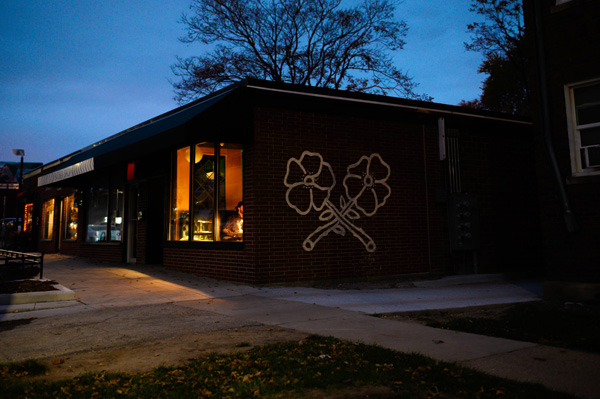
[1,254,599,398]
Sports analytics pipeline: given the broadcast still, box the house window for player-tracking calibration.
[87,177,124,243]
[42,199,55,240]
[565,79,600,177]
[169,143,243,242]
[64,194,78,240]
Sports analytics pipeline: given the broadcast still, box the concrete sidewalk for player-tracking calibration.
[1,254,599,398]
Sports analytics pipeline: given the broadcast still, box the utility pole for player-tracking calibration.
[11,149,25,233]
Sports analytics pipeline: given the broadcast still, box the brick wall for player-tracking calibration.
[161,101,539,284]
[248,107,427,283]
[163,247,254,283]
[28,85,540,284]
[525,0,600,281]
[244,104,538,283]
[458,121,542,273]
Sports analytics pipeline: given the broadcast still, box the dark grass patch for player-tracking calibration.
[0,265,41,282]
[423,301,600,353]
[0,336,574,398]
[0,279,57,294]
[0,360,48,379]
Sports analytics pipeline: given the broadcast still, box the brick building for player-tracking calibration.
[523,0,600,299]
[23,79,540,284]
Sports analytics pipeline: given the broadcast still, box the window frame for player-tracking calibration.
[565,78,600,178]
[86,176,124,244]
[168,142,243,245]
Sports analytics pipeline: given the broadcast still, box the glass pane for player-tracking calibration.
[576,103,600,126]
[42,199,54,240]
[193,143,217,241]
[575,82,600,126]
[87,182,109,242]
[581,148,587,169]
[169,147,190,241]
[574,82,600,107]
[580,127,600,147]
[219,144,243,241]
[588,147,600,167]
[64,194,78,240]
[110,187,124,241]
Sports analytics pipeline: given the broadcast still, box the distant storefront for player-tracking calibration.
[23,79,540,284]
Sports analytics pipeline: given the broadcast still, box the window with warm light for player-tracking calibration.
[23,203,33,233]
[64,194,78,240]
[42,199,55,240]
[169,142,243,242]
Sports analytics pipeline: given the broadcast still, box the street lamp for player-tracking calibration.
[11,149,25,189]
[11,149,24,232]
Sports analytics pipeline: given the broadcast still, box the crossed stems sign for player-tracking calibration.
[284,151,391,253]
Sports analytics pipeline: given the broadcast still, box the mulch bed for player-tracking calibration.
[0,280,58,294]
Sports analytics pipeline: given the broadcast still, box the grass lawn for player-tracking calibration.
[1,335,574,398]
[380,300,600,354]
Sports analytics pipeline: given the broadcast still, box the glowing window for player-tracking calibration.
[169,143,243,242]
[23,203,33,233]
[64,194,78,240]
[42,199,55,240]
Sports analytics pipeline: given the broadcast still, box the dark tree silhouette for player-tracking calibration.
[172,0,431,103]
[461,0,530,115]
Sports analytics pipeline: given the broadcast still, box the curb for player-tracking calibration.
[0,280,75,306]
[412,274,506,288]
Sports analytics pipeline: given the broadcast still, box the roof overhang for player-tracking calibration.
[34,85,237,187]
[38,158,94,187]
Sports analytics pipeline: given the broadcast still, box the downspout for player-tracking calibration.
[423,124,432,274]
[531,0,578,233]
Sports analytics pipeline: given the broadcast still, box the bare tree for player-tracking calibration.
[462,0,529,115]
[172,0,431,103]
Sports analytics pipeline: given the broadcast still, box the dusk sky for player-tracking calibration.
[1,0,485,165]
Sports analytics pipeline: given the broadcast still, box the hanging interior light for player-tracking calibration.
[184,145,203,163]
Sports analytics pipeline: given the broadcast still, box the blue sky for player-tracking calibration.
[0,0,484,165]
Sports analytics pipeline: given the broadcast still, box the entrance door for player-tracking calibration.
[126,185,138,264]
[145,177,164,264]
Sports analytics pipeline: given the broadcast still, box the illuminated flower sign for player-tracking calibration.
[285,151,391,252]
[284,151,336,216]
[344,154,391,217]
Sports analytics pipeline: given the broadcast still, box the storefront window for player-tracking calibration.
[110,188,124,242]
[170,147,190,241]
[64,194,78,240]
[42,199,54,240]
[87,177,123,243]
[169,142,243,242]
[23,203,33,233]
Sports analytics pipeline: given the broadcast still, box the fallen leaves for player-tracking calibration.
[0,337,571,399]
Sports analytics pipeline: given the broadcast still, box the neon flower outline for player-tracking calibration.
[343,154,391,217]
[284,151,336,216]
[285,151,391,252]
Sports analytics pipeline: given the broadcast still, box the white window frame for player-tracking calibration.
[564,78,600,178]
